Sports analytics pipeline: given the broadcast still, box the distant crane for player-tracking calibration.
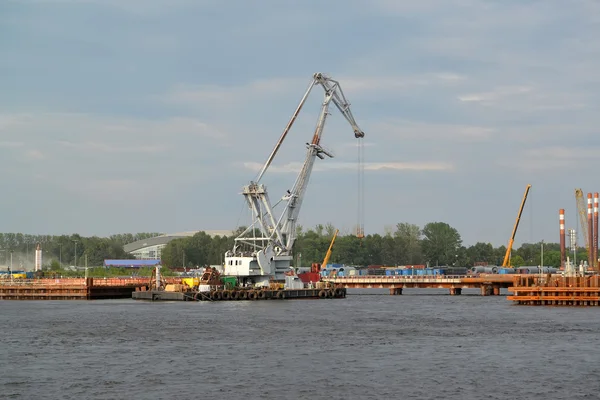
[575,188,589,255]
[321,229,340,270]
[502,184,531,267]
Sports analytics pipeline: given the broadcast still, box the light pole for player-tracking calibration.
[73,240,78,268]
[59,243,62,266]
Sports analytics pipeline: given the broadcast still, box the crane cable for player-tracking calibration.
[357,136,365,241]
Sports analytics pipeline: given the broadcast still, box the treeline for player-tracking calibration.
[0,222,588,269]
[0,232,161,268]
[160,222,586,268]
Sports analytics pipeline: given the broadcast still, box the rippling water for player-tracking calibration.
[2,288,600,400]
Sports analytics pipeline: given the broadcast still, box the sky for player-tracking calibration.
[1,0,599,247]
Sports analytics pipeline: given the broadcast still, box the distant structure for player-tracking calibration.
[35,243,42,272]
[103,259,162,268]
[123,230,234,260]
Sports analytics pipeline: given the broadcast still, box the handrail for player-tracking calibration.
[323,275,466,280]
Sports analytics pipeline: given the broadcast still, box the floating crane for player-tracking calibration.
[502,184,531,267]
[224,73,366,286]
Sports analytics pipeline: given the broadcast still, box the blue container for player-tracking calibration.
[385,270,393,276]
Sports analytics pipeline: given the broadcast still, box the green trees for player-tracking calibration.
[421,222,462,267]
[0,223,583,269]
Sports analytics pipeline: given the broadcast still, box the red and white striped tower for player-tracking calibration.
[594,192,599,271]
[559,209,566,269]
[588,193,594,268]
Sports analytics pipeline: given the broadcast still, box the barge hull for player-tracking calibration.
[132,287,347,301]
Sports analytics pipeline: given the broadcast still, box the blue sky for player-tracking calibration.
[1,0,599,247]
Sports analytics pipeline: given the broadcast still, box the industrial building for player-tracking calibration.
[123,231,234,260]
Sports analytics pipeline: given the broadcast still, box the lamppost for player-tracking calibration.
[59,243,62,266]
[73,240,78,268]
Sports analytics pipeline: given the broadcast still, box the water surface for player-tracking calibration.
[2,289,599,399]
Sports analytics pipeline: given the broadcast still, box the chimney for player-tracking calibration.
[595,193,599,271]
[588,193,594,269]
[559,209,565,269]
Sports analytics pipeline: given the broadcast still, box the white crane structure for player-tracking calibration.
[224,72,366,286]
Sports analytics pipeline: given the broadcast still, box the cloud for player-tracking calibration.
[372,120,494,142]
[163,71,469,113]
[3,0,600,248]
[0,112,229,145]
[163,77,303,109]
[25,149,45,160]
[57,141,164,154]
[243,161,453,174]
[0,142,25,148]
[458,86,533,104]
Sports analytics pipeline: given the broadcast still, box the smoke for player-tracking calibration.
[0,250,46,271]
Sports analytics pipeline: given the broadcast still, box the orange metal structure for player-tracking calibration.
[0,277,174,300]
[508,274,600,306]
[323,274,514,296]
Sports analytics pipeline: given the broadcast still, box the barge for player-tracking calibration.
[132,266,347,302]
[132,286,346,302]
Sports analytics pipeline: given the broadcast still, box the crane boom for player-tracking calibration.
[321,229,339,269]
[502,184,531,267]
[575,189,589,253]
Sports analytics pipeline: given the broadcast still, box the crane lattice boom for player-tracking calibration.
[575,189,589,253]
[231,73,365,262]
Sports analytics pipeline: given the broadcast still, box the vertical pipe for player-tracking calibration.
[588,193,593,268]
[594,192,599,271]
[559,209,565,269]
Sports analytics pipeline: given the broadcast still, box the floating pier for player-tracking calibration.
[132,287,347,302]
[324,274,514,296]
[507,274,600,306]
[0,278,149,300]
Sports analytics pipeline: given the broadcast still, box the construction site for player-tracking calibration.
[1,73,599,307]
[507,189,600,306]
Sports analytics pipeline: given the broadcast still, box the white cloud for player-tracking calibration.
[57,141,164,154]
[499,146,600,171]
[0,141,24,148]
[458,86,533,104]
[163,72,469,111]
[0,113,229,146]
[243,161,453,174]
[372,120,494,142]
[25,149,45,160]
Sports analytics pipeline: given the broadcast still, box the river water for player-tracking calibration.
[1,288,600,400]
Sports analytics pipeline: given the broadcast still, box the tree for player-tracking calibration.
[510,255,525,267]
[467,242,495,265]
[421,222,462,266]
[394,223,422,265]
